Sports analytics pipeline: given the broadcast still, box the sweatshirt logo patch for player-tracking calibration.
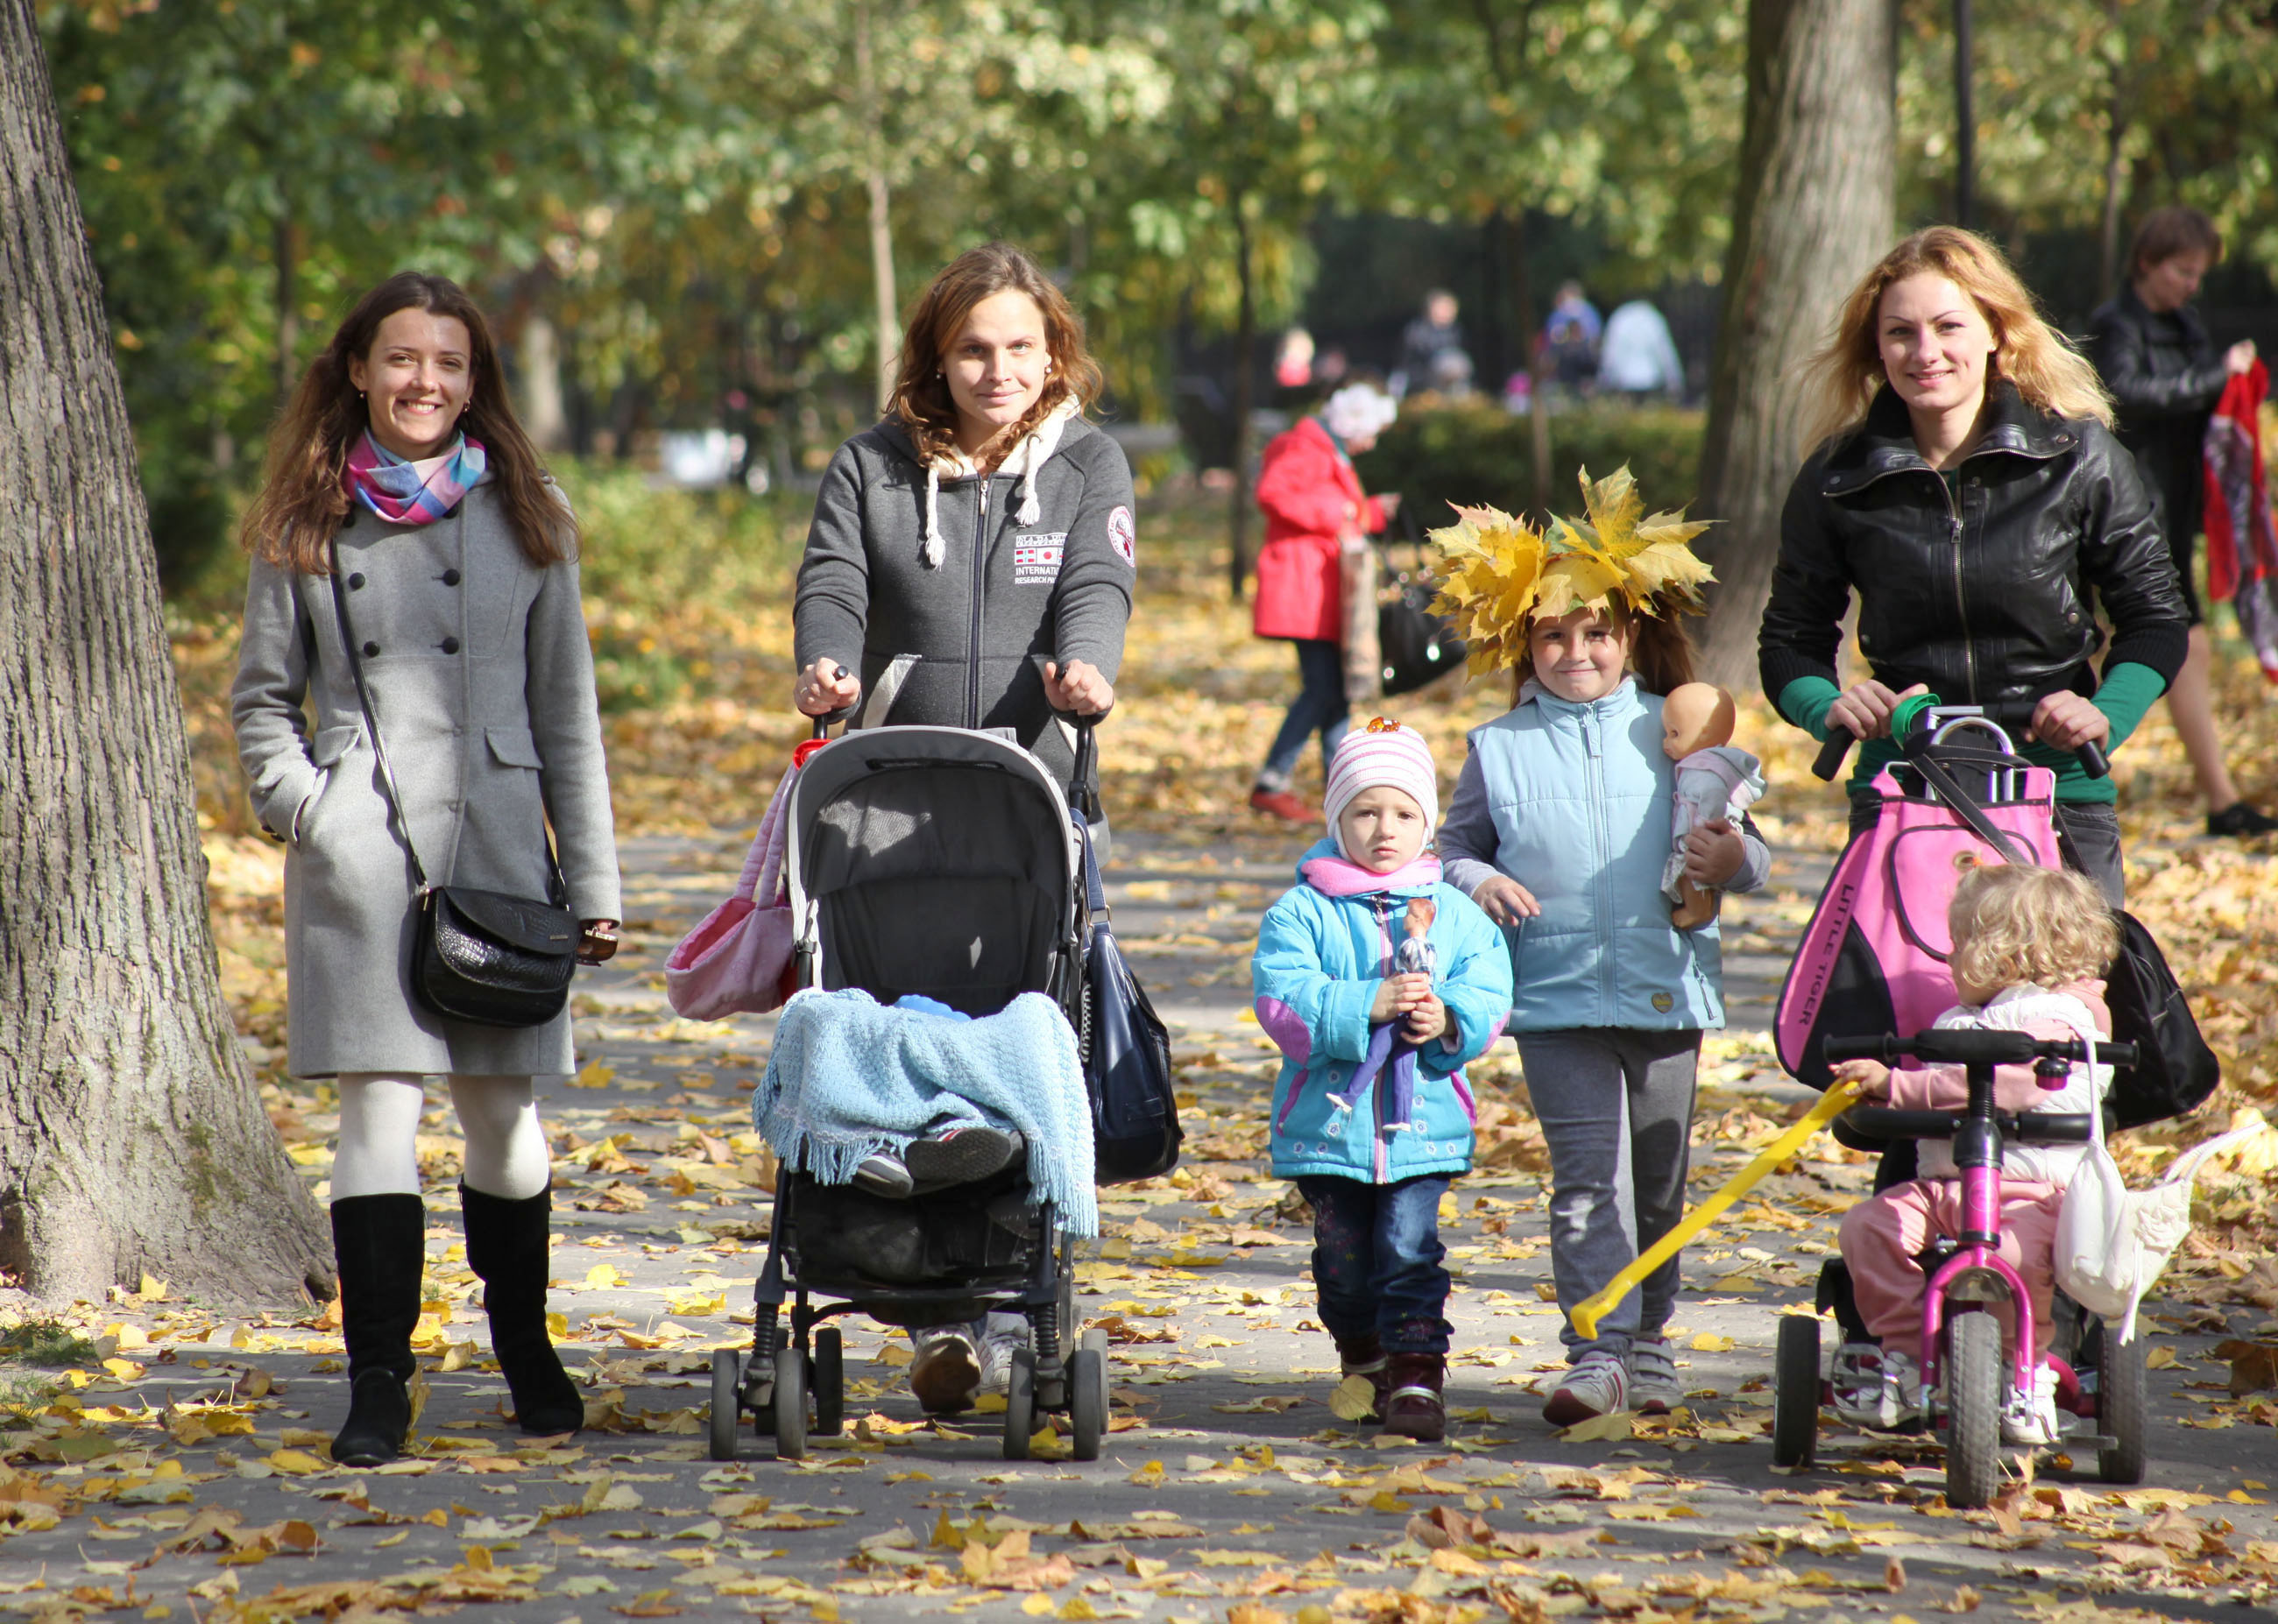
[1014,533,1067,585]
[1107,505,1136,566]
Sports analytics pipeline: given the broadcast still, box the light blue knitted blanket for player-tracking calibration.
[753,988,1098,1236]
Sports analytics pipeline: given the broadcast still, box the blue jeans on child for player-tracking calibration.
[1298,1174,1452,1354]
[1256,639,1350,791]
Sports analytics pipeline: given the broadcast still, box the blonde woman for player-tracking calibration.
[1758,226,2190,909]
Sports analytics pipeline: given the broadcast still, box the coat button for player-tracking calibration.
[362,640,380,657]
[441,637,461,654]
[442,568,462,586]
[348,573,365,590]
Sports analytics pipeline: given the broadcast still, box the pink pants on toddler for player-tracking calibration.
[1837,1178,2064,1362]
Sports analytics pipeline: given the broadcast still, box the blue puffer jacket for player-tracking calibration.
[1252,842,1514,1183]
[1463,679,1734,1032]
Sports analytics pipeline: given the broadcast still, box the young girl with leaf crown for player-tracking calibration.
[1432,470,1774,1424]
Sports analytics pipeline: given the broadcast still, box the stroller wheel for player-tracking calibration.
[707,1350,742,1462]
[2097,1324,2147,1485]
[772,1345,808,1461]
[1772,1317,1821,1469]
[1002,1347,1036,1460]
[1069,1345,1107,1462]
[812,1328,845,1437]
[1944,1311,2001,1510]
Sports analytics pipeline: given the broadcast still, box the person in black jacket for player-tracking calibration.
[2086,206,2274,837]
[1759,227,2191,908]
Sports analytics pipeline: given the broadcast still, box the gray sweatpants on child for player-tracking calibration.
[1517,1027,1703,1364]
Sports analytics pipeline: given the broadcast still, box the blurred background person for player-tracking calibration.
[2088,205,2274,837]
[1275,326,1318,391]
[1248,381,1400,820]
[1544,280,1602,392]
[1597,297,1686,402]
[1396,289,1466,399]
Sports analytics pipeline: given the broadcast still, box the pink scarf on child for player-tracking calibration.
[1300,850,1442,897]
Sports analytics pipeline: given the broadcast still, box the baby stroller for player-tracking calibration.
[706,717,1110,1463]
[1770,1027,2147,1509]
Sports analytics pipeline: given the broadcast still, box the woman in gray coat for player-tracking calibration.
[233,272,620,1467]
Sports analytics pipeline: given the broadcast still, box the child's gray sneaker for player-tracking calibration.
[1626,1335,1682,1414]
[1542,1352,1628,1426]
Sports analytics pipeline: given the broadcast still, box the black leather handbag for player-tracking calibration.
[1376,507,1466,697]
[1070,724,1181,1183]
[329,540,580,1029]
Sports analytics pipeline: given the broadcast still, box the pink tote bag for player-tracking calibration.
[665,751,808,1019]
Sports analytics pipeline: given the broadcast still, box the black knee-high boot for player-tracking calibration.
[461,1184,584,1435]
[329,1193,428,1467]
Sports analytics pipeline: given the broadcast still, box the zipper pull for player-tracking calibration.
[1322,1093,1355,1140]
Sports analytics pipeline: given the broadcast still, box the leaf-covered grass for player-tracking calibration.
[0,1322,100,1367]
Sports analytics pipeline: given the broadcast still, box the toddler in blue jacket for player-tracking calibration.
[1251,722,1513,1441]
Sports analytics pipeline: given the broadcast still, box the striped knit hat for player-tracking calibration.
[1323,721,1440,858]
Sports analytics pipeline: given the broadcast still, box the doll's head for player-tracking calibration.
[1946,862,2118,1007]
[1324,721,1439,873]
[1661,682,1737,760]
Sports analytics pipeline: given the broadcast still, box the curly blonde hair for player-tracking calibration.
[1947,863,2119,1001]
[1797,227,2113,455]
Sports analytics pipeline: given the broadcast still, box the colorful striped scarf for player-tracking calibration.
[343,429,486,526]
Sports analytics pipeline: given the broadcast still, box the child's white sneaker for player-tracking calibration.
[1626,1336,1683,1414]
[1543,1353,1628,1425]
[2000,1360,2062,1447]
[974,1312,1029,1395]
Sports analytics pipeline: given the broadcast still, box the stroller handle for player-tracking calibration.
[1822,1030,2138,1070]
[1811,698,2110,781]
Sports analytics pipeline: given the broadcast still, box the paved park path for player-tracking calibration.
[1,826,2272,1624]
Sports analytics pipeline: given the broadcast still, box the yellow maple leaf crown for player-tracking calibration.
[1426,465,1715,675]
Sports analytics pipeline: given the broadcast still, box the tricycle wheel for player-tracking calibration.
[2098,1324,2146,1484]
[812,1327,845,1437]
[1771,1316,1821,1469]
[771,1345,808,1461]
[1944,1310,2001,1510]
[1001,1347,1036,1460]
[707,1349,741,1462]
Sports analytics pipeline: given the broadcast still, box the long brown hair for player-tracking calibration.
[1510,598,1697,703]
[886,242,1103,467]
[1796,226,2113,455]
[241,272,574,573]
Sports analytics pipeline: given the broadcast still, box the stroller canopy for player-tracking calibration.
[784,726,1084,1016]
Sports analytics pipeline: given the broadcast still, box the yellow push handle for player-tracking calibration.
[1567,1078,1864,1339]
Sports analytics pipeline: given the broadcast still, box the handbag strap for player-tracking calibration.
[1903,743,2035,867]
[328,537,432,893]
[326,536,567,906]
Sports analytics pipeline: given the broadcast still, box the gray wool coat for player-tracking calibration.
[231,484,622,1080]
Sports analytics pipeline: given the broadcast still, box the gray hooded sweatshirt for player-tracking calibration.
[793,406,1135,787]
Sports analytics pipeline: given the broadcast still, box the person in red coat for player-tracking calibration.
[1249,383,1401,821]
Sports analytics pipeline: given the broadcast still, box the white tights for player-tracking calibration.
[331,1073,552,1202]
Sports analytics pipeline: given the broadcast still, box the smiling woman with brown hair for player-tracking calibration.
[233,272,619,1469]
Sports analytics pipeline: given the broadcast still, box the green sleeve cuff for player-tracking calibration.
[1776,675,1843,743]
[2090,661,2168,752]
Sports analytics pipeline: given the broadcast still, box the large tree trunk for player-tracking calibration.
[0,1,330,1306]
[1692,0,1897,690]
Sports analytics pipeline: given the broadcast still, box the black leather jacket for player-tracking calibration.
[2086,285,2226,550]
[1759,383,2190,716]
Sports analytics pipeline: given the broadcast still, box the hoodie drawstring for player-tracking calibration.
[1014,432,1043,527]
[922,464,944,569]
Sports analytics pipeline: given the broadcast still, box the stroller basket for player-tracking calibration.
[780,1166,1043,1296]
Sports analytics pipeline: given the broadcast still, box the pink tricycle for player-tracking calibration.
[1772,1027,2147,1509]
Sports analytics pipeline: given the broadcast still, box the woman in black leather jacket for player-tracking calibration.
[1759,227,2191,907]
[2086,206,2274,838]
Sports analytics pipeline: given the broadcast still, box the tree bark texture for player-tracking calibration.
[1693,0,1897,691]
[1227,195,1256,601]
[0,1,330,1306]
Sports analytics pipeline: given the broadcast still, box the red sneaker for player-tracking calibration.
[1249,787,1315,823]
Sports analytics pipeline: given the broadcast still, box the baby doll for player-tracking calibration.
[1660,682,1765,929]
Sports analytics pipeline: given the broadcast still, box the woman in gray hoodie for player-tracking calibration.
[790,241,1132,1414]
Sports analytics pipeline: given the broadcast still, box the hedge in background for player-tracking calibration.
[1354,400,1706,528]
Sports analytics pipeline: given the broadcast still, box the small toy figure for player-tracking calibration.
[1660,682,1765,930]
